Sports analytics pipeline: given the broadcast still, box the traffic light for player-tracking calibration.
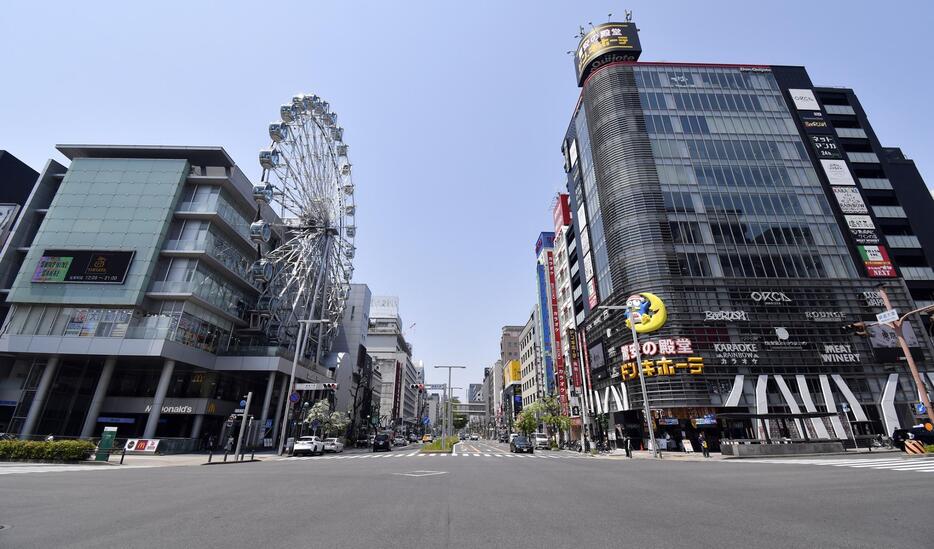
[322,383,338,390]
[409,383,425,392]
[841,322,869,337]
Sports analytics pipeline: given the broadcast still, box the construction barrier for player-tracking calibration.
[903,440,926,455]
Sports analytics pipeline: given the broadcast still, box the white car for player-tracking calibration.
[323,437,344,453]
[293,436,324,456]
[470,434,479,441]
[533,433,549,449]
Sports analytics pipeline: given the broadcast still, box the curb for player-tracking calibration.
[202,459,263,466]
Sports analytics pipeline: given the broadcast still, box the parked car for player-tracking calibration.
[323,437,344,453]
[892,426,934,449]
[470,433,479,440]
[533,433,549,449]
[408,433,419,442]
[355,437,370,448]
[373,433,392,452]
[293,436,324,456]
[510,436,534,453]
[498,433,509,443]
[509,433,519,444]
[393,436,408,446]
[422,434,434,443]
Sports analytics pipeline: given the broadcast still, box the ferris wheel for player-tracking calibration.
[248,93,356,362]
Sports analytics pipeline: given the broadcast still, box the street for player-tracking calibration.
[0,442,931,549]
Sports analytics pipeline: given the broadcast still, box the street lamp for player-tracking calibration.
[434,366,465,447]
[870,285,934,427]
[277,318,330,456]
[599,304,660,458]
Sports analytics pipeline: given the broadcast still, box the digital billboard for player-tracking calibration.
[574,22,641,86]
[32,250,134,284]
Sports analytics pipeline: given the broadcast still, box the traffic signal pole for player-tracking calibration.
[876,286,934,427]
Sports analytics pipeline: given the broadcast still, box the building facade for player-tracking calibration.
[329,283,373,437]
[564,23,934,451]
[0,145,337,445]
[368,296,418,431]
[519,308,542,408]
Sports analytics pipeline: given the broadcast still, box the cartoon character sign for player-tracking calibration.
[624,292,667,334]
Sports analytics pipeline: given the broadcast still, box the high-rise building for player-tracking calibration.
[497,325,523,422]
[519,308,542,408]
[367,295,419,431]
[0,151,40,325]
[563,22,934,450]
[0,145,336,442]
[329,283,373,436]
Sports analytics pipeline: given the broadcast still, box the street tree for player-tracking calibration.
[304,400,331,436]
[327,410,350,438]
[515,408,538,437]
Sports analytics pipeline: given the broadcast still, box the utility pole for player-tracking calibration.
[874,285,934,427]
[434,366,465,447]
[234,391,253,461]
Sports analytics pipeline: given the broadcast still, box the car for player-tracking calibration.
[510,435,534,453]
[422,434,434,443]
[393,436,408,446]
[355,437,370,448]
[408,433,419,442]
[470,433,479,440]
[892,426,934,449]
[373,433,392,452]
[509,433,519,444]
[533,433,549,449]
[293,436,324,456]
[323,437,344,453]
[498,434,509,443]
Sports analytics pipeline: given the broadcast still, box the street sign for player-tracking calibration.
[424,384,446,390]
[841,402,850,413]
[234,408,245,414]
[876,309,898,324]
[917,403,927,414]
[423,417,430,425]
[239,399,247,408]
[289,392,300,403]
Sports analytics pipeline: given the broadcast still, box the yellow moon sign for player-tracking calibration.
[625,292,667,334]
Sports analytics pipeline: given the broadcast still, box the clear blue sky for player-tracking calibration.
[2,1,932,400]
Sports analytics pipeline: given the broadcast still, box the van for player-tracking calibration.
[533,433,549,449]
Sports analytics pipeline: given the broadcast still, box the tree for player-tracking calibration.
[515,408,538,437]
[539,396,571,445]
[304,400,330,436]
[327,410,350,438]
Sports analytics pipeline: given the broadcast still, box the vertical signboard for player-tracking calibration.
[859,245,897,278]
[566,327,582,391]
[536,261,556,395]
[392,360,403,421]
[547,250,569,415]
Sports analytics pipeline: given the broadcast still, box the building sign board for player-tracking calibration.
[800,114,831,133]
[832,187,868,214]
[566,327,583,390]
[750,291,791,304]
[575,22,642,85]
[546,250,569,415]
[805,311,847,322]
[713,343,759,365]
[858,245,897,278]
[875,309,899,324]
[704,310,748,322]
[819,344,861,363]
[789,89,820,111]
[124,439,160,453]
[32,250,134,284]
[809,135,843,159]
[844,215,880,245]
[820,159,856,186]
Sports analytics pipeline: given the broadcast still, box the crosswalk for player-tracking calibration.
[741,456,934,474]
[277,451,588,462]
[0,464,154,476]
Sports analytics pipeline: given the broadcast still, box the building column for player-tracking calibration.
[257,372,276,443]
[190,414,204,440]
[79,356,117,438]
[19,356,60,439]
[270,373,287,445]
[143,359,176,439]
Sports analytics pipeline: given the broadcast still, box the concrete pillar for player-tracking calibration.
[257,372,276,444]
[79,357,117,439]
[143,359,176,438]
[20,356,60,439]
[190,414,204,440]
[270,373,286,445]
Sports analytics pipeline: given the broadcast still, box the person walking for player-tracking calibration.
[699,432,710,458]
[624,432,632,458]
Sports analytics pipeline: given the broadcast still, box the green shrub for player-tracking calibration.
[0,440,96,462]
[924,444,934,454]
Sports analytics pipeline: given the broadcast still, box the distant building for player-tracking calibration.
[329,283,372,436]
[368,296,419,431]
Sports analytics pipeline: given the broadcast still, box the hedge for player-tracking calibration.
[0,440,97,462]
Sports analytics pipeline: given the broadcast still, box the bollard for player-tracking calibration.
[207,449,213,463]
[223,449,229,462]
[251,448,255,461]
[120,447,127,465]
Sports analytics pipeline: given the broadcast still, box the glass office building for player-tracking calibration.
[563,23,934,451]
[0,145,336,444]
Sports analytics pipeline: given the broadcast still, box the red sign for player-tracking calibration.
[546,251,569,415]
[859,245,896,278]
[553,193,570,234]
[587,277,599,309]
[566,327,582,390]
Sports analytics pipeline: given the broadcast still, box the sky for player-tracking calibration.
[2,1,933,401]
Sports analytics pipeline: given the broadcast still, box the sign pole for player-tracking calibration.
[629,309,658,458]
[234,391,252,461]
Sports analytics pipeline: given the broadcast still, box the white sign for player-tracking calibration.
[805,311,847,322]
[845,215,875,230]
[820,344,860,363]
[714,343,759,365]
[876,309,898,324]
[789,89,820,111]
[143,404,192,414]
[124,439,160,453]
[861,290,884,307]
[704,310,749,322]
[820,159,856,186]
[751,291,791,303]
[295,383,337,391]
[833,187,868,214]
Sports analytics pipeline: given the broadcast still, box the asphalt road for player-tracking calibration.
[1,441,931,549]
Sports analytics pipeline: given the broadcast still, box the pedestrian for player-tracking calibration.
[624,433,632,458]
[699,432,710,458]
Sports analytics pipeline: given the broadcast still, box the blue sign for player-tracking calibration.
[289,392,300,403]
[311,419,320,428]
[265,419,273,428]
[917,403,927,414]
[423,417,430,425]
[240,399,247,407]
